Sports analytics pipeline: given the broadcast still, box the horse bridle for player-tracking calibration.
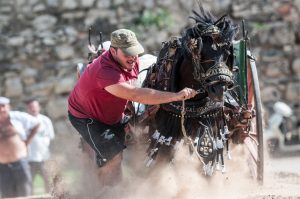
[189,25,234,89]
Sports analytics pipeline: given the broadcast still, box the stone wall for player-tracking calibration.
[1,0,300,134]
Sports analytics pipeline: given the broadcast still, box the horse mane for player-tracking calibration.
[189,6,216,36]
[187,2,238,40]
[181,2,238,59]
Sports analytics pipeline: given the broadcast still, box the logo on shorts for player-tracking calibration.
[102,130,114,140]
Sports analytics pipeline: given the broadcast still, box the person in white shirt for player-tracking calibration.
[0,96,40,198]
[26,99,55,194]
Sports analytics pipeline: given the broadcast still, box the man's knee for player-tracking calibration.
[97,152,123,186]
[107,153,123,168]
[99,152,123,171]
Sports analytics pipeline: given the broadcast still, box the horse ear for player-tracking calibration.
[214,14,227,26]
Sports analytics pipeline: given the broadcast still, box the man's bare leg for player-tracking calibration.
[97,152,123,186]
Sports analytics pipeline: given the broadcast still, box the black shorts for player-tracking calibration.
[68,112,126,167]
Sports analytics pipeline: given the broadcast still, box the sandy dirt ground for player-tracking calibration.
[49,130,300,199]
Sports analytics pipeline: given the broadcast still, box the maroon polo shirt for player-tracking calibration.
[68,50,139,125]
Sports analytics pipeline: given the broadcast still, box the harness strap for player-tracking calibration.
[143,37,182,92]
[180,100,205,165]
[161,99,224,117]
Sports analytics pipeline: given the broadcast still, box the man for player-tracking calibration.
[68,29,197,186]
[26,99,55,194]
[0,96,40,198]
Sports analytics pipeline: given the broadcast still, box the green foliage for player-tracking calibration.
[251,22,272,31]
[33,174,45,195]
[136,8,173,29]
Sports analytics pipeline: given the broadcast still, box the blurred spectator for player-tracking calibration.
[0,96,40,198]
[26,99,55,194]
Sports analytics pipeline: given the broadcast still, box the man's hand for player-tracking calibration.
[25,123,40,146]
[176,87,198,101]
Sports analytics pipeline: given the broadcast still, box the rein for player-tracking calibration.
[181,100,205,165]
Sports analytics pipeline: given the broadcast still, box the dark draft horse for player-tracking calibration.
[140,5,239,175]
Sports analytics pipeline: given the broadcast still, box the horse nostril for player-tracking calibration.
[207,84,225,102]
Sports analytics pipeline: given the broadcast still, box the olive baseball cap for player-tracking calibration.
[111,29,144,56]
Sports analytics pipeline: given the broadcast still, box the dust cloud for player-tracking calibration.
[48,127,300,199]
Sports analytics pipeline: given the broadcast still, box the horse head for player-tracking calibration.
[181,7,239,102]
